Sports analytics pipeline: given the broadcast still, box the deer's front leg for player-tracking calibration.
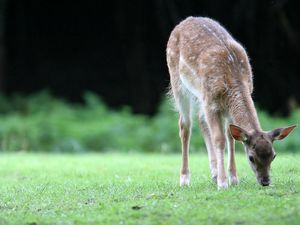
[179,115,191,186]
[226,127,239,185]
[204,109,228,189]
[199,114,217,183]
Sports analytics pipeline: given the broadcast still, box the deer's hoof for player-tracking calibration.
[180,174,190,186]
[229,176,239,186]
[217,180,228,190]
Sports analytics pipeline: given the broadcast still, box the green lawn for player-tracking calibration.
[0,153,299,225]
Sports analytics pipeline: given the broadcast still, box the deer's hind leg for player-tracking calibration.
[170,83,192,186]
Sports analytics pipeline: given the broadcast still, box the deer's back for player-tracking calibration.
[167,17,253,103]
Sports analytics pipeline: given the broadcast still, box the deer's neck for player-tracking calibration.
[227,87,261,132]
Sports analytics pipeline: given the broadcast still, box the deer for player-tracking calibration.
[166,17,296,189]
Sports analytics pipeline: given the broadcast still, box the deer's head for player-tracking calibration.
[229,124,296,186]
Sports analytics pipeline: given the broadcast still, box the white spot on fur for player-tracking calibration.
[167,48,175,56]
[199,63,207,70]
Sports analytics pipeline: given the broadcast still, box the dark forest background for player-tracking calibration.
[0,0,299,116]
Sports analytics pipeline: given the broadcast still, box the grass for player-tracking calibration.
[0,153,299,225]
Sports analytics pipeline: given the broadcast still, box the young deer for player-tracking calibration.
[166,17,296,189]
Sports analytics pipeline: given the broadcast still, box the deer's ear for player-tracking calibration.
[268,125,297,141]
[229,124,249,142]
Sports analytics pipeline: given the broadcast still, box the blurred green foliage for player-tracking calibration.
[0,91,299,153]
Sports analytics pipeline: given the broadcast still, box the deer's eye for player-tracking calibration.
[249,156,255,163]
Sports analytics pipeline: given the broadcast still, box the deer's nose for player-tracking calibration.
[261,177,270,186]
